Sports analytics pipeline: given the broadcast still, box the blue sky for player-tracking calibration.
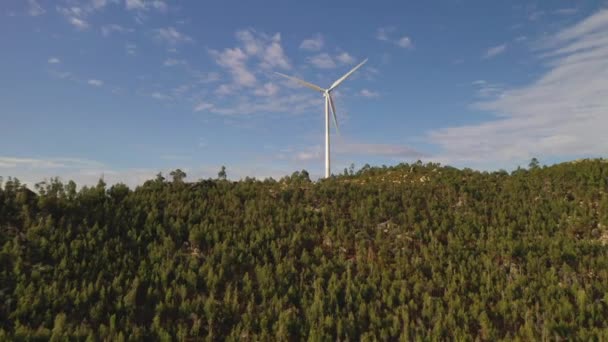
[2,0,608,186]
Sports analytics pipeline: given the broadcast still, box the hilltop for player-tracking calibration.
[1,159,608,340]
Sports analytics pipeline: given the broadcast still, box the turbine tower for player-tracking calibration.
[275,58,367,178]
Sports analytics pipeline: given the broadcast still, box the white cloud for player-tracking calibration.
[91,0,109,9]
[0,157,100,169]
[198,71,221,83]
[48,57,60,64]
[309,53,336,69]
[235,29,291,70]
[155,27,193,44]
[211,47,256,87]
[151,0,168,12]
[88,79,103,86]
[27,0,45,16]
[48,70,73,80]
[471,80,504,98]
[151,92,170,100]
[214,84,236,96]
[515,36,527,42]
[528,10,545,21]
[235,30,263,55]
[359,89,379,98]
[101,24,132,36]
[57,1,120,30]
[262,35,291,70]
[307,52,360,69]
[377,27,414,50]
[253,82,279,97]
[300,34,324,51]
[126,0,167,12]
[430,9,608,167]
[126,0,146,10]
[210,93,321,116]
[126,43,137,55]
[396,36,413,48]
[336,52,355,64]
[295,150,320,162]
[57,7,89,30]
[194,102,214,112]
[207,29,358,116]
[163,58,186,66]
[482,43,507,59]
[376,27,394,41]
[69,17,89,30]
[209,29,291,96]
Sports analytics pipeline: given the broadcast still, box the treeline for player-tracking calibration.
[1,159,608,340]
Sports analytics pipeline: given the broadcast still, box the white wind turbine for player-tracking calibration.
[275,58,367,178]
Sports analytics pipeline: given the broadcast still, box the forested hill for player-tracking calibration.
[1,159,608,340]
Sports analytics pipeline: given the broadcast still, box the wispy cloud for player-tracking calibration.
[359,89,379,98]
[151,91,170,100]
[211,47,256,87]
[430,9,608,166]
[309,53,336,69]
[151,0,168,12]
[126,0,145,10]
[235,29,291,70]
[126,43,137,55]
[308,51,358,69]
[69,17,89,30]
[471,80,504,98]
[91,0,110,10]
[396,36,413,48]
[482,43,507,59]
[0,156,105,172]
[48,70,73,80]
[27,0,45,16]
[376,27,414,49]
[48,57,60,64]
[101,24,133,36]
[336,52,355,64]
[300,34,324,51]
[126,0,168,12]
[376,27,395,41]
[210,93,321,116]
[209,29,290,95]
[155,27,193,44]
[57,2,112,30]
[253,82,279,97]
[194,102,214,112]
[88,79,103,86]
[163,58,186,66]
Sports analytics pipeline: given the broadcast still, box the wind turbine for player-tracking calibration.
[275,58,367,178]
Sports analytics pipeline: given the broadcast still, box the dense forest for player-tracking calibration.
[1,159,608,340]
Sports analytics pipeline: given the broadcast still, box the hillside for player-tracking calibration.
[1,159,608,340]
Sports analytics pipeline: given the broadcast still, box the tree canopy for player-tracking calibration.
[1,159,608,340]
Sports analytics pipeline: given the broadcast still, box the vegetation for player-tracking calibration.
[1,159,608,340]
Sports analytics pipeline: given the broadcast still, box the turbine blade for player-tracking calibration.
[274,72,324,92]
[328,94,339,134]
[329,58,368,91]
